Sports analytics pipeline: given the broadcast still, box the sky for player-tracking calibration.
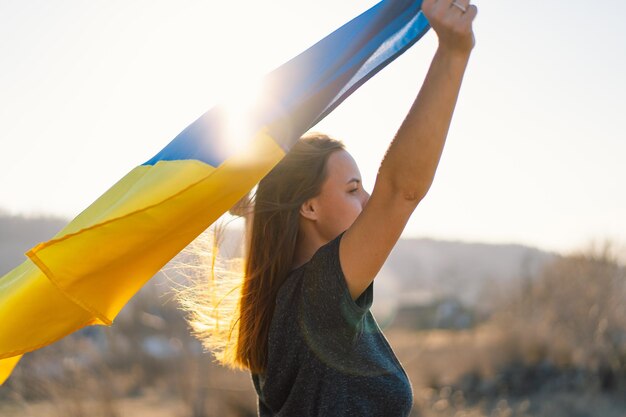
[0,0,624,256]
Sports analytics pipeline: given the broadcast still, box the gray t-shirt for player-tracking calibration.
[251,232,413,416]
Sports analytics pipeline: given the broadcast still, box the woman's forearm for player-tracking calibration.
[375,0,477,203]
[377,46,472,202]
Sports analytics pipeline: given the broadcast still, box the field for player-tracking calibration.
[1,240,625,417]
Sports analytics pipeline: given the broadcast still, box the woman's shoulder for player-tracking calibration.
[287,231,373,319]
[279,232,344,294]
[302,232,345,275]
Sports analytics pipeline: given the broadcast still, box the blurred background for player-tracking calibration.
[1,213,625,417]
[1,0,625,416]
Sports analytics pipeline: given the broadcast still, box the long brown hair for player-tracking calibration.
[237,133,344,374]
[174,133,344,374]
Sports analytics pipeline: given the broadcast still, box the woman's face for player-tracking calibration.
[308,149,370,241]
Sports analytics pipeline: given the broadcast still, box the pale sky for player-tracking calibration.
[1,0,624,256]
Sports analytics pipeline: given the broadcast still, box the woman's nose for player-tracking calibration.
[362,191,370,207]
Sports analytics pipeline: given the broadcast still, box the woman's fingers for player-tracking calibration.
[449,0,470,15]
[425,0,474,23]
[422,0,477,54]
[464,5,478,22]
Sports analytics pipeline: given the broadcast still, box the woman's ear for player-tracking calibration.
[299,198,318,221]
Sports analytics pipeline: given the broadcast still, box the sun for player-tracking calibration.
[217,76,267,158]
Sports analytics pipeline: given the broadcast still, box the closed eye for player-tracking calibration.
[346,178,361,194]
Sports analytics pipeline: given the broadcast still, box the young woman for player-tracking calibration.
[187,0,477,415]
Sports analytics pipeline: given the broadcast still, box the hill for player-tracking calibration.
[0,213,558,320]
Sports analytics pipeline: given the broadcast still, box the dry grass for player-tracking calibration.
[2,238,625,416]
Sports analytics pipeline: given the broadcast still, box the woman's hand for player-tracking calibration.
[422,0,477,57]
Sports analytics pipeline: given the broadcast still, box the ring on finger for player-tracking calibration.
[450,0,468,13]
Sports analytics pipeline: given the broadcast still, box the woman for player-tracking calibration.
[185,0,477,415]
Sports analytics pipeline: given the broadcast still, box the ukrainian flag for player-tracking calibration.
[0,0,430,384]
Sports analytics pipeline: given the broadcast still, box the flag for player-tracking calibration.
[0,0,430,384]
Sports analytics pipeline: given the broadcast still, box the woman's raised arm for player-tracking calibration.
[340,0,478,301]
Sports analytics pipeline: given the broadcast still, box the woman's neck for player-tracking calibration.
[291,230,325,271]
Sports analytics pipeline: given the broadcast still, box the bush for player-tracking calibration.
[492,239,626,379]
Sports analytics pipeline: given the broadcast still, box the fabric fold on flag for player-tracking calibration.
[0,0,430,384]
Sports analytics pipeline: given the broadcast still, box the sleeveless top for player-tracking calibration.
[251,232,413,416]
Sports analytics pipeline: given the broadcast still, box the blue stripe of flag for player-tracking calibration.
[143,0,429,167]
